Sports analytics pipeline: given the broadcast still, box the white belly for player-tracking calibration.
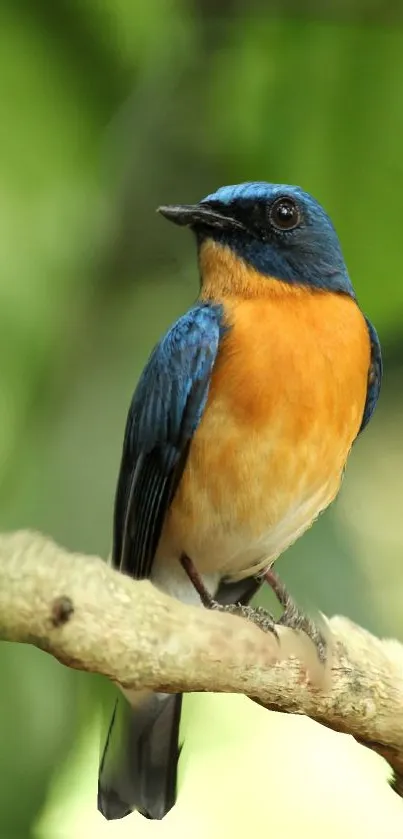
[153,468,340,599]
[219,477,338,580]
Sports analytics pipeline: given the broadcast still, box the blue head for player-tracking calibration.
[158,182,354,296]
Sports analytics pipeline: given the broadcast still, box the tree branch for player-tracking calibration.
[0,530,402,790]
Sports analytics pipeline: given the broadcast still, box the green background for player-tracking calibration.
[0,2,402,835]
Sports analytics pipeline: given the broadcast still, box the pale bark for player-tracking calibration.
[1,529,402,789]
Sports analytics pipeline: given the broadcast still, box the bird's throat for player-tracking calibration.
[198,238,314,302]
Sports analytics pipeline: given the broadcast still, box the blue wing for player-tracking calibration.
[359,316,382,435]
[113,302,225,580]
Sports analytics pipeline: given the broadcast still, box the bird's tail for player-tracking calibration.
[98,574,261,822]
[98,690,182,821]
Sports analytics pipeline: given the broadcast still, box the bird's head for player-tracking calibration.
[158,182,354,298]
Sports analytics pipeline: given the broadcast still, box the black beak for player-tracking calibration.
[157,203,245,232]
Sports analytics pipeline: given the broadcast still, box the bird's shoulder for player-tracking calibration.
[139,302,225,379]
[125,302,227,456]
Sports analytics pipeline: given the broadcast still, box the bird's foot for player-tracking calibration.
[262,567,327,663]
[180,555,278,635]
[217,602,279,637]
[180,554,324,653]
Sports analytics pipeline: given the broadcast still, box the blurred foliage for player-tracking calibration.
[0,1,403,835]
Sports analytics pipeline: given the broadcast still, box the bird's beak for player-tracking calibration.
[157,203,245,232]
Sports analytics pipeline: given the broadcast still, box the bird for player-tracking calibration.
[97,181,382,822]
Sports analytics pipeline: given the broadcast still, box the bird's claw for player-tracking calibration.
[211,601,279,638]
[180,554,280,636]
[180,553,326,658]
[261,567,327,663]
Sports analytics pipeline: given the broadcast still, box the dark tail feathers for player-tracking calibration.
[98,692,182,821]
[98,574,261,821]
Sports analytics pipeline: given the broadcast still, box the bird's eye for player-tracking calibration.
[269,196,301,232]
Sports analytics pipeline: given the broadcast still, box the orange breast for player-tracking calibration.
[162,262,371,581]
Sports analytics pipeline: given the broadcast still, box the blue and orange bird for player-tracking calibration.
[98,182,382,821]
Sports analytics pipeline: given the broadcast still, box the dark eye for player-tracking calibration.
[269,196,301,231]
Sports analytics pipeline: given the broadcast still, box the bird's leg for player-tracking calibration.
[262,567,327,663]
[180,555,279,636]
[180,554,218,609]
